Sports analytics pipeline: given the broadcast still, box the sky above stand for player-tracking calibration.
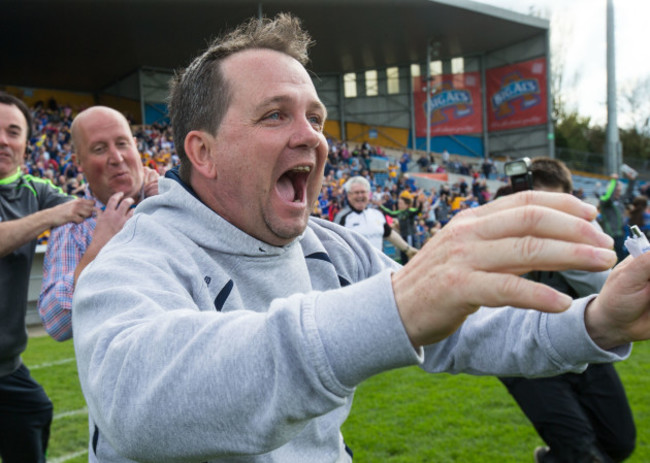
[476,0,649,127]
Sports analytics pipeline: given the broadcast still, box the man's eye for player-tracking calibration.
[264,112,281,121]
[308,116,324,130]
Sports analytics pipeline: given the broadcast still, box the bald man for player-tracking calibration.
[38,106,159,341]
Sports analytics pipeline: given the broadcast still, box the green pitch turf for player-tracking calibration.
[23,331,649,462]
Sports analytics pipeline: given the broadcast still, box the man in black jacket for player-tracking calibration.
[499,158,635,463]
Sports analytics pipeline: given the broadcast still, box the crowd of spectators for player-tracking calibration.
[29,98,650,259]
[315,139,497,253]
[19,99,505,252]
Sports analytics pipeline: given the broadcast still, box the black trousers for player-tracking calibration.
[500,363,635,462]
[0,363,53,463]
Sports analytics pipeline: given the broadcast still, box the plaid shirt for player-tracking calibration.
[38,188,101,341]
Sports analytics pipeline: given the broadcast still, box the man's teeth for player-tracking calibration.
[291,166,311,173]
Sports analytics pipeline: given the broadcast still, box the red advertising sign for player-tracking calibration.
[413,72,483,137]
[486,57,548,132]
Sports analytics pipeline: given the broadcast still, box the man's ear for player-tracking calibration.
[184,130,218,180]
[73,152,83,171]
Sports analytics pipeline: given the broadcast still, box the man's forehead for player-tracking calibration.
[0,102,27,129]
[222,49,322,104]
[78,112,131,139]
[222,48,301,71]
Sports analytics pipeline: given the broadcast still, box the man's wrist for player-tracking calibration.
[584,297,621,350]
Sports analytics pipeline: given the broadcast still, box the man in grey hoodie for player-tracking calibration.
[73,13,650,463]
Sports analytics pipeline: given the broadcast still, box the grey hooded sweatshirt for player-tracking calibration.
[72,175,628,463]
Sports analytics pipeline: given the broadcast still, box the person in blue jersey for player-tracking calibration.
[0,91,94,463]
[73,14,650,463]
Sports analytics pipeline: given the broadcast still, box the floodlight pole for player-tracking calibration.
[409,70,417,150]
[605,0,620,175]
[546,29,555,158]
[426,41,432,156]
[480,53,489,159]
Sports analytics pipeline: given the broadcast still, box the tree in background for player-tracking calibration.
[619,77,650,160]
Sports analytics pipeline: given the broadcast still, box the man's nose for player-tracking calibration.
[289,117,322,150]
[107,145,124,164]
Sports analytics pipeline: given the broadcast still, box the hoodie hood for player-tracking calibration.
[137,175,304,258]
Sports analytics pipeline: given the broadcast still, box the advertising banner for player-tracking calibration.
[413,72,483,137]
[486,57,548,131]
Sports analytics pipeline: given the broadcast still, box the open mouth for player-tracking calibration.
[276,166,311,204]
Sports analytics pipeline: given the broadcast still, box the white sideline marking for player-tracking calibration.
[31,357,75,370]
[49,449,88,463]
[54,407,87,420]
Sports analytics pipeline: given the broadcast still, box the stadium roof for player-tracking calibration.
[2,0,548,93]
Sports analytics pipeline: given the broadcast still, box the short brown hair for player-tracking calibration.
[531,157,573,194]
[168,13,313,183]
[628,196,648,228]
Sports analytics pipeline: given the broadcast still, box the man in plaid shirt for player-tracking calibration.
[38,106,158,341]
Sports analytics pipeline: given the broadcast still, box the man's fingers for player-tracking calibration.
[468,272,573,314]
[453,205,613,249]
[77,199,95,218]
[99,192,134,219]
[466,190,598,222]
[143,181,159,198]
[105,191,125,210]
[116,196,135,212]
[466,237,618,274]
[395,270,574,347]
[430,230,617,275]
[147,170,159,182]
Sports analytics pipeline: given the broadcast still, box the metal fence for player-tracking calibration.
[556,147,650,182]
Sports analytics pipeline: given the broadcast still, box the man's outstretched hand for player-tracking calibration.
[392,190,617,348]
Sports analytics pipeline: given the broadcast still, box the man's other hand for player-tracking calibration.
[585,252,650,350]
[51,199,95,227]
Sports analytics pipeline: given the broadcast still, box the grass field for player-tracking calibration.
[24,332,649,462]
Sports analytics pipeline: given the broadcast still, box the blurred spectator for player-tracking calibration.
[481,157,493,179]
[399,151,410,174]
[441,148,450,166]
[379,191,423,262]
[334,176,416,259]
[416,153,431,172]
[599,171,635,262]
[626,195,650,238]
